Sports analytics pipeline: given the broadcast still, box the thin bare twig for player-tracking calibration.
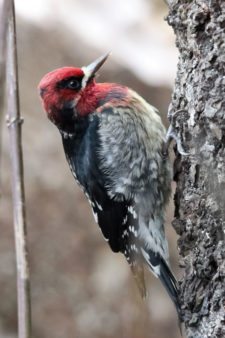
[5,0,32,337]
[0,0,10,194]
[0,0,8,110]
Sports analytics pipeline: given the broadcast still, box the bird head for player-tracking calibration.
[38,53,110,132]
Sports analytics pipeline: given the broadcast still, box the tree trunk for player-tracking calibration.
[167,1,225,337]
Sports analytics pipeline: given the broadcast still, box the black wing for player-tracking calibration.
[62,114,131,253]
[90,187,128,252]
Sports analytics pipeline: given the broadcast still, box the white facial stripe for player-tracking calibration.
[81,67,91,89]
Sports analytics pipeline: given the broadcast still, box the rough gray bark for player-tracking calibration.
[167,1,225,337]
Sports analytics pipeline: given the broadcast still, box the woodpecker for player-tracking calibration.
[38,53,180,317]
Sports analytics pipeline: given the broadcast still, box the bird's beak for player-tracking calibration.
[82,52,111,85]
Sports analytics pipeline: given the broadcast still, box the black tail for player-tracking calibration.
[141,248,181,320]
[159,257,181,318]
[159,258,183,334]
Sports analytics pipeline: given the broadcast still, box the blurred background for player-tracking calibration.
[0,0,181,337]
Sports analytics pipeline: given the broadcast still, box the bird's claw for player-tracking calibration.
[165,125,189,156]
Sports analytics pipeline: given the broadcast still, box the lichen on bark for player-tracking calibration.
[167,1,225,337]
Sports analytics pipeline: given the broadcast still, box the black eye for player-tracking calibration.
[57,76,82,90]
[67,79,80,89]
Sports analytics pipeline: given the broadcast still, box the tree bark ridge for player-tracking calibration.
[167,1,225,337]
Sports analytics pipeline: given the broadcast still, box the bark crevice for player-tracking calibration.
[167,1,225,337]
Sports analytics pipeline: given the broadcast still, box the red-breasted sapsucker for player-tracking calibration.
[38,53,180,317]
